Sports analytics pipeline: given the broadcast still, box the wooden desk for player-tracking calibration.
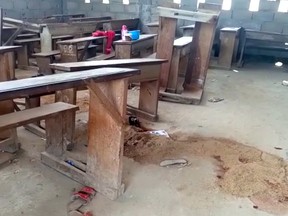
[14,35,74,67]
[114,34,157,59]
[57,36,106,62]
[218,27,241,69]
[0,46,21,153]
[0,67,140,200]
[51,58,168,121]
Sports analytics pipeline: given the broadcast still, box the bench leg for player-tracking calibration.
[17,45,29,68]
[86,78,128,200]
[45,110,76,157]
[138,80,159,121]
[166,48,181,93]
[36,56,54,75]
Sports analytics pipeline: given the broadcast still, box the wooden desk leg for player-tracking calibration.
[17,45,29,67]
[115,45,132,59]
[86,78,128,200]
[0,53,19,153]
[218,32,237,69]
[36,56,54,75]
[8,52,15,80]
[185,22,216,88]
[167,48,180,93]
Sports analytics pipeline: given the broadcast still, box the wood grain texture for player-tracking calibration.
[0,102,78,131]
[156,16,177,88]
[50,58,167,72]
[185,22,217,88]
[86,78,128,200]
[0,68,140,101]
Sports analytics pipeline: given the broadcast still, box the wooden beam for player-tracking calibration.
[158,7,219,23]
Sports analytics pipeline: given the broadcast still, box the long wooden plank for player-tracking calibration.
[50,58,167,72]
[0,68,140,101]
[0,102,78,131]
[158,7,219,23]
[114,34,157,45]
[57,36,106,45]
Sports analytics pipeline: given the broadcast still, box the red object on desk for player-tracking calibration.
[92,30,115,54]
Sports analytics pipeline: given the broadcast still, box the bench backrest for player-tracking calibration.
[100,18,140,32]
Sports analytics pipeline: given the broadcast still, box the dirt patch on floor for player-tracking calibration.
[75,124,288,215]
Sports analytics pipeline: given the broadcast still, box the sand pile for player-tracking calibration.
[75,124,288,215]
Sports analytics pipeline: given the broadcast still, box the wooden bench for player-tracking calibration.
[0,67,140,200]
[50,58,167,121]
[0,102,78,153]
[33,44,98,75]
[166,36,193,94]
[57,36,106,62]
[218,27,242,69]
[114,34,157,59]
[238,29,288,66]
[146,22,159,34]
[14,35,74,67]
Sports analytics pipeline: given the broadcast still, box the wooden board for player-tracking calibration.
[158,7,219,24]
[156,14,177,88]
[57,36,106,45]
[0,68,140,101]
[185,22,217,89]
[0,46,20,54]
[0,102,78,131]
[51,58,167,72]
[86,78,127,200]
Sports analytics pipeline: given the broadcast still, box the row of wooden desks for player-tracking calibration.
[51,58,167,121]
[0,67,139,200]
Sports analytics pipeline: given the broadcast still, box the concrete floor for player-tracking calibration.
[1,62,288,216]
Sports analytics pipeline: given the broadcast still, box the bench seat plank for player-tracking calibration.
[0,68,140,101]
[33,50,61,57]
[173,36,193,47]
[0,102,78,131]
[51,58,167,72]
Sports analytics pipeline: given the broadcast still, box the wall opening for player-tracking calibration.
[249,0,260,11]
[278,0,288,12]
[222,0,232,10]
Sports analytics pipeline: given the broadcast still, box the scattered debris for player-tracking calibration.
[128,116,141,127]
[274,147,283,150]
[253,205,259,209]
[208,97,224,103]
[68,187,96,216]
[149,130,170,138]
[275,62,283,67]
[41,138,46,141]
[233,69,239,73]
[282,80,288,86]
[160,159,188,167]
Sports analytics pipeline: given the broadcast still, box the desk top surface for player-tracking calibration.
[51,58,168,72]
[57,36,106,45]
[114,34,157,45]
[0,67,140,101]
[0,46,21,54]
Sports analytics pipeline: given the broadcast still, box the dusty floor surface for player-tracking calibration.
[1,62,288,216]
